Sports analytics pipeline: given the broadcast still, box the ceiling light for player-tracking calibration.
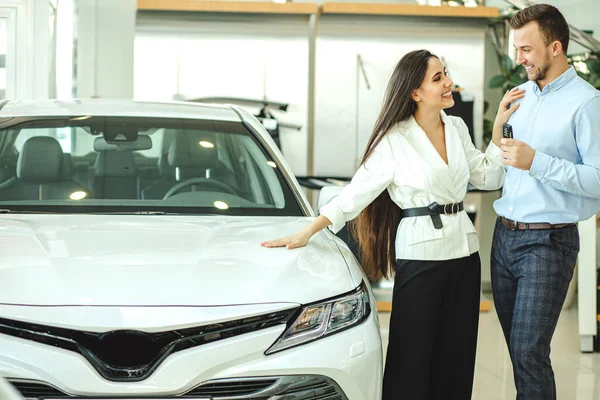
[69,191,87,200]
[213,201,229,210]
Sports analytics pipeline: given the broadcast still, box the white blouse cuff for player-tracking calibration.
[319,203,345,234]
[485,141,504,165]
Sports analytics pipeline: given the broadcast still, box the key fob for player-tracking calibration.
[503,123,513,139]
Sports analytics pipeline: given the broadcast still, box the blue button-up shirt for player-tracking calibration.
[494,66,600,223]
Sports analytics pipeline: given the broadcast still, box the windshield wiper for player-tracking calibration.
[0,209,185,215]
[0,209,59,214]
[130,211,170,215]
[95,211,180,215]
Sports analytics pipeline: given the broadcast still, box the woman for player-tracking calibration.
[261,50,523,399]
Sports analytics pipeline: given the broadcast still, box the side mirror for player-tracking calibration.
[317,185,344,210]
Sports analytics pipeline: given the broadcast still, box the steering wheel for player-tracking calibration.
[163,177,237,200]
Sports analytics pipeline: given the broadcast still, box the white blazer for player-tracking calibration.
[320,111,505,261]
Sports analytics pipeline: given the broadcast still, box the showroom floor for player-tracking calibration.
[378,298,600,399]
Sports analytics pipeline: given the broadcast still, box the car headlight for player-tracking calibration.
[265,282,371,355]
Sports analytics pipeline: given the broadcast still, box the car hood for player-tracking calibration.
[0,214,357,306]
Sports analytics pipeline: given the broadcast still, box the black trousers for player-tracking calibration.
[382,252,481,400]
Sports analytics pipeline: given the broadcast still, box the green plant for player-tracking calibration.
[572,55,600,89]
[489,54,528,92]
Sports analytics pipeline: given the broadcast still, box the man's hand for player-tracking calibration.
[501,138,536,170]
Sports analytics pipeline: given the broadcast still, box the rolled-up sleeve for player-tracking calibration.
[319,136,395,233]
[454,117,505,190]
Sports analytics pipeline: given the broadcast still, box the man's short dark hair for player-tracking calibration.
[510,4,570,54]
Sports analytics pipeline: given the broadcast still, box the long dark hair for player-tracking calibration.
[350,49,437,281]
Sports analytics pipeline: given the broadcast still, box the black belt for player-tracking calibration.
[401,201,464,229]
[500,217,575,231]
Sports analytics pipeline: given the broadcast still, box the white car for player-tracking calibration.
[0,374,23,400]
[0,99,382,399]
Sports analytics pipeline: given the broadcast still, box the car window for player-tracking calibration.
[0,116,303,216]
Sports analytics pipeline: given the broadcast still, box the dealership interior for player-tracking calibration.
[1,0,600,399]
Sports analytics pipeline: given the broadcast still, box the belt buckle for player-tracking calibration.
[444,203,458,215]
[508,219,518,231]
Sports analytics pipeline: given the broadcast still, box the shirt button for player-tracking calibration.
[538,96,543,101]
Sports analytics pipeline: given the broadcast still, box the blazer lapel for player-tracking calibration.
[440,111,469,199]
[400,115,457,199]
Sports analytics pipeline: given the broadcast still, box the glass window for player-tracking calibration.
[0,18,6,100]
[0,117,302,216]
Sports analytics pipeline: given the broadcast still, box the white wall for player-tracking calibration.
[76,0,136,98]
[135,12,310,175]
[0,0,50,100]
[135,12,489,179]
[315,15,488,176]
[55,0,74,99]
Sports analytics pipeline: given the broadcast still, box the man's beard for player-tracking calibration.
[530,54,552,82]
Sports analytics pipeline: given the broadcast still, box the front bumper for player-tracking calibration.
[0,312,382,399]
[9,375,348,399]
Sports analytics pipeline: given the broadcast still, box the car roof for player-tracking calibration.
[0,99,242,122]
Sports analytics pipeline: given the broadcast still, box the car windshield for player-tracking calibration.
[0,116,303,216]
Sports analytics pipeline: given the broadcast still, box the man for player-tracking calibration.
[492,3,600,399]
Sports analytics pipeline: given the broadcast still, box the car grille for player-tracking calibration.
[272,376,344,400]
[8,380,67,399]
[0,309,297,382]
[184,378,278,397]
[9,376,347,399]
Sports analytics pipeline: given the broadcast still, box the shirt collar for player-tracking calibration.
[533,65,576,94]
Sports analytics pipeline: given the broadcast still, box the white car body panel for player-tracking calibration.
[0,99,241,122]
[0,304,297,333]
[0,215,357,307]
[0,375,23,400]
